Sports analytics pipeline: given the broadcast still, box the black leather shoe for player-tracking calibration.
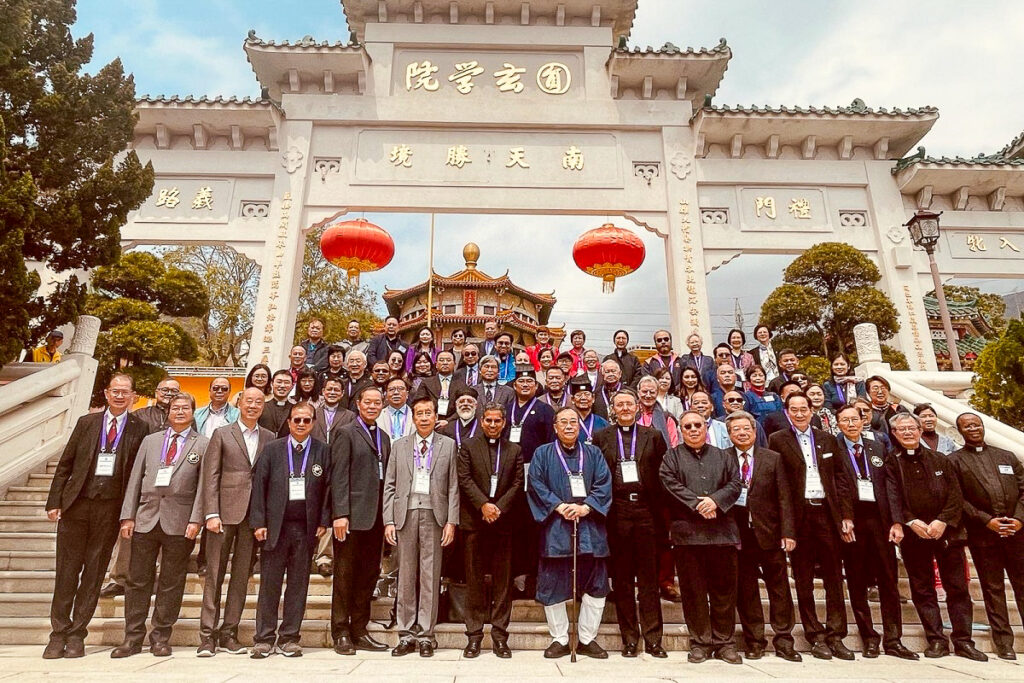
[99,583,124,599]
[219,635,247,654]
[953,643,988,662]
[577,639,608,659]
[492,639,512,658]
[197,637,216,657]
[810,642,832,660]
[354,634,389,651]
[996,646,1017,661]
[334,635,355,655]
[715,646,742,664]
[543,641,570,659]
[65,636,85,658]
[419,640,434,657]
[863,641,880,658]
[829,640,855,661]
[659,584,682,602]
[110,641,141,659]
[645,642,668,658]
[745,645,764,660]
[150,641,172,657]
[688,646,708,663]
[924,640,950,658]
[775,646,802,662]
[463,638,482,658]
[392,639,417,657]
[622,642,638,657]
[885,643,919,660]
[42,638,65,659]
[317,563,333,578]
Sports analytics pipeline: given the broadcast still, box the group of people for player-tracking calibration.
[41,317,1024,666]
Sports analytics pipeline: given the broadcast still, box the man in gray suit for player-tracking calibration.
[383,394,459,657]
[311,378,357,577]
[112,393,207,658]
[196,388,275,656]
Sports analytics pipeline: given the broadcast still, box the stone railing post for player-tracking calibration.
[854,322,890,377]
[66,315,100,357]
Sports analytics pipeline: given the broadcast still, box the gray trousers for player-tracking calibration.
[109,535,131,585]
[200,519,255,640]
[395,508,443,640]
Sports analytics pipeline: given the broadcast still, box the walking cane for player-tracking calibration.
[570,517,578,662]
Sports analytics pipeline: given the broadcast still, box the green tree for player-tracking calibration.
[87,251,208,398]
[163,245,259,367]
[0,0,154,364]
[294,227,382,343]
[759,243,900,358]
[970,318,1024,431]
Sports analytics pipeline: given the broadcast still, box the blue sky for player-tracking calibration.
[75,0,1024,351]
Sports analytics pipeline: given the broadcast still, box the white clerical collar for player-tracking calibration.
[972,445,984,452]
[487,437,498,444]
[904,448,916,456]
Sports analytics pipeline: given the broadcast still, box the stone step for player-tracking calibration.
[4,487,50,502]
[0,517,55,533]
[26,474,54,486]
[0,533,55,552]
[0,502,47,517]
[0,615,1020,652]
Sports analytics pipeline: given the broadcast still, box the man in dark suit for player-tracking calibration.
[457,402,524,658]
[313,377,357,445]
[603,329,641,388]
[593,388,668,658]
[766,350,799,395]
[474,355,514,412]
[340,350,373,411]
[659,410,742,664]
[250,402,331,658]
[723,411,800,662]
[834,404,917,660]
[643,330,684,391]
[768,392,854,661]
[112,393,207,658]
[259,370,295,435]
[592,359,623,419]
[330,385,392,655]
[454,344,482,386]
[43,374,148,659]
[886,412,986,661]
[196,388,275,657]
[951,413,1024,661]
[133,377,180,434]
[761,381,821,436]
[417,350,465,421]
[366,315,409,366]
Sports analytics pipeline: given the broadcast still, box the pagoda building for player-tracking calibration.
[923,294,996,370]
[382,242,564,348]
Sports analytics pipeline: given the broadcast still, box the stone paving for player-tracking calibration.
[1,645,1022,682]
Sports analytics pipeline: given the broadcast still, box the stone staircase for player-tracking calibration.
[0,460,1020,652]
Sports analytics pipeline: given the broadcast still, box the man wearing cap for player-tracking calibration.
[457,402,524,658]
[570,377,607,445]
[593,388,667,658]
[440,385,480,449]
[603,329,641,388]
[32,329,64,363]
[528,406,613,659]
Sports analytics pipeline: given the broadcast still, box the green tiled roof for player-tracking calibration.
[613,37,730,57]
[922,295,984,320]
[704,98,937,118]
[931,335,991,357]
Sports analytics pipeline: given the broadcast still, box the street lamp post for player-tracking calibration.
[905,210,962,371]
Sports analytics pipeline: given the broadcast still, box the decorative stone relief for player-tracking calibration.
[282,146,305,173]
[886,225,906,244]
[313,157,342,180]
[838,210,867,227]
[67,315,101,357]
[669,152,691,180]
[632,162,660,186]
[853,323,882,363]
[700,208,729,225]
[240,200,271,218]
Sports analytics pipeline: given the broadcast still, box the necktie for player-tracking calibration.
[392,409,402,436]
[854,443,866,475]
[420,440,428,455]
[485,386,494,403]
[164,435,178,466]
[469,368,476,385]
[741,453,751,484]
[705,426,711,444]
[106,418,118,449]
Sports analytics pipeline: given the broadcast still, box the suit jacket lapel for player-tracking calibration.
[230,421,247,455]
[172,433,198,476]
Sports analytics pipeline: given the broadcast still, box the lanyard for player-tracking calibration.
[287,439,310,478]
[491,441,503,474]
[160,428,189,465]
[580,414,596,441]
[617,427,637,461]
[654,353,676,369]
[556,442,584,476]
[358,417,382,454]
[847,441,868,479]
[691,354,704,372]
[415,438,433,470]
[731,352,743,367]
[455,419,478,448]
[100,413,126,451]
[511,397,537,427]
[324,407,336,428]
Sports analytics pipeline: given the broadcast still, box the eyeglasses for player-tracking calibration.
[838,417,861,424]
[168,405,191,413]
[655,337,670,343]
[372,368,390,373]
[211,386,230,392]
[291,417,313,424]
[681,423,704,430]
[724,397,744,404]
[107,390,131,397]
[157,387,179,395]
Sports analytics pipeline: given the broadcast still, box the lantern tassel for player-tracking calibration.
[347,268,361,286]
[602,274,615,294]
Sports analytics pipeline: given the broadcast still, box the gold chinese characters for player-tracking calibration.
[404,60,572,95]
[154,186,215,210]
[966,234,1021,253]
[388,143,583,171]
[755,196,813,220]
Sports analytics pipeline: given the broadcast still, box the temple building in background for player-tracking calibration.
[924,294,996,370]
[382,242,564,348]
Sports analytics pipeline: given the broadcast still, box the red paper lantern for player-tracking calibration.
[320,218,395,285]
[572,223,645,293]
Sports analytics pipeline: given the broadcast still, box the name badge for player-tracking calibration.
[805,470,825,499]
[437,399,449,415]
[764,396,775,402]
[620,460,639,484]
[523,463,530,491]
[569,474,586,499]
[822,452,833,459]
[378,461,384,479]
[414,469,431,495]
[736,487,748,507]
[509,426,522,443]
[95,451,115,477]
[857,479,875,502]
[289,477,306,501]
[155,466,174,487]
[489,474,498,498]
[999,464,1014,475]
[863,431,875,441]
